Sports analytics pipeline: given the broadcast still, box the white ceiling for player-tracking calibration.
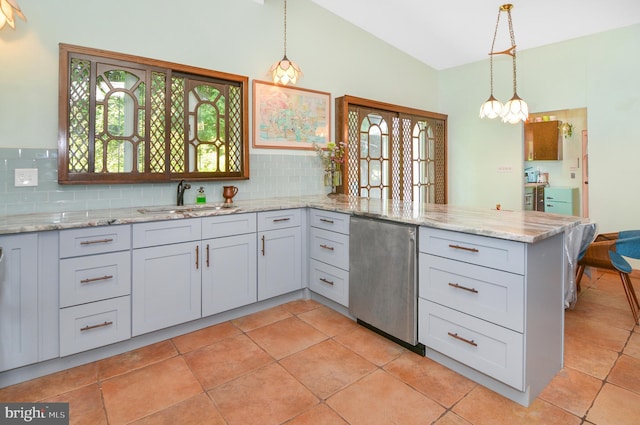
[309,0,640,70]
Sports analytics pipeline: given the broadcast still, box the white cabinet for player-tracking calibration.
[418,227,564,406]
[132,219,201,336]
[257,209,302,300]
[1,234,39,371]
[308,209,350,306]
[202,214,257,316]
[59,225,131,356]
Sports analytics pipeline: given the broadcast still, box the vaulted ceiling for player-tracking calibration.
[309,0,640,70]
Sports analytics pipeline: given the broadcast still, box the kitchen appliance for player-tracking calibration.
[525,167,538,183]
[349,216,424,354]
[524,185,545,211]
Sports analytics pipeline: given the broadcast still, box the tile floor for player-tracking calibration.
[1,268,639,425]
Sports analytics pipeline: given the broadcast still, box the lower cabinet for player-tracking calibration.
[257,210,302,301]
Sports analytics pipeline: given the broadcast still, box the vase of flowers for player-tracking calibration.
[314,141,346,195]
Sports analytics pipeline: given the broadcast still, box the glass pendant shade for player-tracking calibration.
[270,55,302,86]
[479,94,503,119]
[501,94,529,124]
[0,0,26,30]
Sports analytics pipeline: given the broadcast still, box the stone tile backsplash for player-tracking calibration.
[0,148,326,216]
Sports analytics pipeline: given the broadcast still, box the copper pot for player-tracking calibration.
[223,186,238,204]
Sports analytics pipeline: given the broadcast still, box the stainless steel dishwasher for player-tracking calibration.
[349,216,424,354]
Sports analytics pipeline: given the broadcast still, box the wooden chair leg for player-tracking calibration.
[576,264,586,293]
[620,272,640,325]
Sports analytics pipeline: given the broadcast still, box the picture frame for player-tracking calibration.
[252,80,331,150]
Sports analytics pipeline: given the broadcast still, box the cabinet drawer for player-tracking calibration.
[60,225,130,258]
[419,254,524,332]
[310,227,349,270]
[202,213,256,239]
[310,209,350,235]
[419,227,525,274]
[544,187,575,203]
[59,296,131,356]
[133,218,201,248]
[257,209,301,231]
[309,259,349,307]
[419,299,524,390]
[59,251,131,308]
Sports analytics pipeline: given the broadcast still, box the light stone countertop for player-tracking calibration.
[0,195,583,243]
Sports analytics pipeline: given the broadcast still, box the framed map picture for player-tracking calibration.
[252,80,331,150]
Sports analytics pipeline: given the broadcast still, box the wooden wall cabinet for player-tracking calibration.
[524,121,562,161]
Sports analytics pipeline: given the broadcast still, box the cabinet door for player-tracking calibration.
[202,234,257,316]
[257,227,302,300]
[524,121,561,161]
[0,234,39,371]
[132,242,201,336]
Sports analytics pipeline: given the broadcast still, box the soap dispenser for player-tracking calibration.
[196,187,206,204]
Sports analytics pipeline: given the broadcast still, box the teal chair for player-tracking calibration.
[576,230,640,325]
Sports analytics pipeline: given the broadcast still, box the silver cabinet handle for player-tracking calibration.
[448,282,479,294]
[448,244,479,253]
[80,238,114,245]
[320,277,334,286]
[448,332,478,347]
[320,244,334,251]
[81,275,113,284]
[81,321,113,332]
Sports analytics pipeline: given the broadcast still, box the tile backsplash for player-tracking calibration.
[0,148,326,216]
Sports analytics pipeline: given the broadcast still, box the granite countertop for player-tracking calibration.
[0,195,583,243]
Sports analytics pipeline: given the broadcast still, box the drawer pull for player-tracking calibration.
[80,321,113,332]
[195,245,199,269]
[448,332,478,347]
[80,275,114,284]
[272,218,291,223]
[261,235,265,256]
[319,218,335,224]
[320,244,335,251]
[80,238,114,245]
[206,244,210,268]
[448,244,479,253]
[320,277,335,286]
[448,282,479,294]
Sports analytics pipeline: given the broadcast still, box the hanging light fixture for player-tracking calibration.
[479,4,528,124]
[269,0,302,85]
[0,0,26,30]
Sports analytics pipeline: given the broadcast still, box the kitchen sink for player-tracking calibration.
[137,204,238,214]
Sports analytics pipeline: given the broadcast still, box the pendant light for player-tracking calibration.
[270,0,302,85]
[0,0,26,30]
[479,4,528,124]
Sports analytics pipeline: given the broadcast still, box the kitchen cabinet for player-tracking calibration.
[257,209,302,301]
[59,225,131,356]
[418,227,564,406]
[524,120,562,161]
[544,187,579,216]
[1,232,59,372]
[308,209,350,306]
[132,219,202,336]
[201,214,257,316]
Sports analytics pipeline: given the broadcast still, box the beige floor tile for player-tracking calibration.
[333,326,405,367]
[280,339,376,399]
[101,357,202,425]
[129,393,226,425]
[97,340,178,381]
[298,305,359,337]
[247,316,328,359]
[453,386,582,425]
[0,362,97,402]
[281,299,323,315]
[208,363,318,425]
[624,331,640,359]
[538,367,603,417]
[184,333,273,389]
[607,354,640,395]
[285,403,349,425]
[587,383,640,425]
[41,383,107,425]
[384,351,476,408]
[327,369,445,425]
[564,312,630,352]
[171,321,241,354]
[563,333,619,379]
[231,305,293,332]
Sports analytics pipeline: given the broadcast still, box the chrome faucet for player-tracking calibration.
[176,180,191,206]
